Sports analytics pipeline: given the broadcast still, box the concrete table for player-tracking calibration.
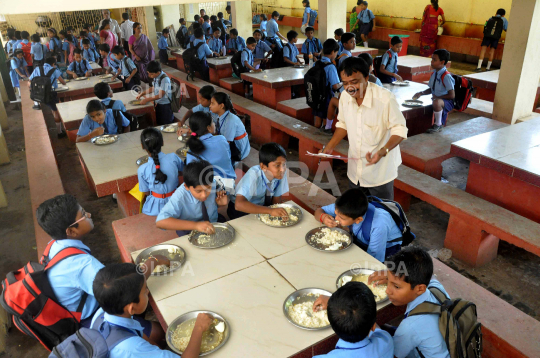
[207,56,233,85]
[451,116,540,223]
[395,55,451,83]
[57,91,156,142]
[464,70,540,105]
[173,50,186,72]
[89,62,102,75]
[241,67,309,109]
[294,38,379,57]
[76,126,185,216]
[56,76,123,101]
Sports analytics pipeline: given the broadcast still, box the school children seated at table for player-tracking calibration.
[179,85,217,127]
[158,28,170,64]
[81,39,98,62]
[413,49,455,133]
[156,160,228,236]
[230,143,289,220]
[283,30,300,66]
[336,32,356,68]
[111,45,141,90]
[76,99,130,142]
[187,28,218,82]
[99,43,120,74]
[311,282,394,358]
[67,49,92,78]
[253,30,272,70]
[136,60,175,125]
[94,82,126,111]
[314,188,403,262]
[79,30,96,49]
[226,28,246,54]
[208,27,224,55]
[301,27,322,63]
[378,36,403,84]
[138,128,184,216]
[92,263,212,358]
[358,53,383,87]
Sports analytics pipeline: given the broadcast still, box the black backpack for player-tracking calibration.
[304,60,331,111]
[483,16,504,40]
[123,57,141,83]
[176,26,188,49]
[269,40,287,68]
[30,66,56,103]
[156,73,182,113]
[103,100,139,132]
[372,50,392,77]
[182,42,204,81]
[439,71,474,112]
[231,48,251,78]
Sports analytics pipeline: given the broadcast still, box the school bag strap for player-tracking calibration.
[439,70,452,90]
[360,203,376,245]
[104,99,116,109]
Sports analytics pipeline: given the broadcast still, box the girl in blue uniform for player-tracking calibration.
[138,128,184,216]
[210,92,250,164]
[9,50,29,97]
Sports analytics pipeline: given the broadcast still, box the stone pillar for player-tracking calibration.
[145,6,159,53]
[0,98,7,130]
[493,0,540,124]
[318,0,348,42]
[0,124,9,164]
[232,0,252,38]
[0,71,8,104]
[0,180,6,208]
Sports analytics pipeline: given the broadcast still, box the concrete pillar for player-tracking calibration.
[232,1,252,38]
[318,0,348,42]
[493,0,540,124]
[145,6,159,53]
[0,97,7,130]
[0,71,8,104]
[0,125,9,164]
[0,180,6,208]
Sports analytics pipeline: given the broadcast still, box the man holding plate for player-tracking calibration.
[321,57,407,200]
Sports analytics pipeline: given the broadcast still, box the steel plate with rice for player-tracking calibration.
[402,99,423,108]
[99,74,113,79]
[161,124,178,133]
[188,223,235,249]
[336,268,389,303]
[256,203,303,227]
[283,288,332,330]
[134,244,186,276]
[136,155,149,166]
[391,80,410,86]
[166,311,230,356]
[73,77,89,81]
[91,135,119,145]
[305,227,353,252]
[176,146,189,159]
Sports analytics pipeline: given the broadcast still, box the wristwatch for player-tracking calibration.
[381,147,389,157]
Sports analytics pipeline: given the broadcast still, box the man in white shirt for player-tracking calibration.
[100,9,121,45]
[120,12,134,57]
[322,57,407,200]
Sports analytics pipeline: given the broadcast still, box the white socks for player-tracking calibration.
[477,59,483,69]
[325,119,334,129]
[363,41,368,48]
[487,61,492,70]
[434,110,443,126]
[55,122,63,133]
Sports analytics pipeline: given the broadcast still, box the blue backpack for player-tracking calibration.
[309,9,318,26]
[361,196,416,247]
[49,314,136,358]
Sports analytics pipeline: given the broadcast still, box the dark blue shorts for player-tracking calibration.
[359,23,372,36]
[441,98,455,125]
[80,312,152,337]
[481,37,500,49]
[155,102,174,125]
[46,91,59,111]
[159,49,168,64]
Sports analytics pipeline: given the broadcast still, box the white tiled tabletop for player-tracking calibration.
[57,75,121,93]
[382,82,431,111]
[464,69,540,87]
[207,55,232,67]
[242,66,309,86]
[396,55,434,69]
[90,62,101,71]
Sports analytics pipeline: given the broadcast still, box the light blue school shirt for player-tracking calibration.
[260,20,268,35]
[216,110,250,160]
[10,57,27,87]
[266,19,279,38]
[138,152,184,216]
[494,14,508,31]
[10,57,27,71]
[29,64,62,89]
[153,71,172,105]
[381,49,399,74]
[283,43,299,63]
[156,181,219,223]
[16,39,28,49]
[7,39,17,53]
[202,22,212,36]
[82,48,97,62]
[240,48,254,68]
[192,104,218,123]
[179,25,188,37]
[77,109,129,136]
[208,37,223,53]
[107,52,121,72]
[14,39,22,48]
[337,41,344,56]
[31,42,47,61]
[227,36,246,51]
[49,37,62,52]
[394,278,451,358]
[429,66,455,98]
[314,329,394,358]
[188,38,213,61]
[120,57,137,77]
[100,97,127,112]
[321,203,402,262]
[254,40,271,59]
[235,165,289,205]
[90,308,179,358]
[374,75,383,87]
[302,7,312,25]
[158,35,168,50]
[80,37,95,49]
[338,49,352,68]
[320,56,341,90]
[46,239,104,320]
[62,40,70,53]
[186,134,235,179]
[357,9,375,24]
[68,59,91,76]
[189,34,206,44]
[301,37,323,55]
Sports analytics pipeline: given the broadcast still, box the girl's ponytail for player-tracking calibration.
[140,128,167,184]
[225,94,238,115]
[186,112,212,155]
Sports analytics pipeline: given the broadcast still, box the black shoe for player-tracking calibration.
[57,131,67,139]
[321,128,333,136]
[426,124,443,133]
[32,104,41,110]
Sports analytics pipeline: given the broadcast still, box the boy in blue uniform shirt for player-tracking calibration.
[476,8,508,72]
[265,11,287,50]
[334,28,344,56]
[76,99,130,142]
[111,45,141,90]
[354,1,375,48]
[314,188,402,262]
[283,30,300,66]
[231,143,289,219]
[79,30,95,49]
[241,37,261,98]
[98,44,120,75]
[358,53,383,87]
[301,27,322,63]
[253,30,272,69]
[137,61,175,125]
[6,29,17,55]
[92,263,213,358]
[379,36,403,83]
[30,34,47,67]
[179,85,217,127]
[208,28,224,55]
[226,28,246,54]
[369,247,451,358]
[188,28,218,82]
[81,39,98,62]
[156,160,228,236]
[14,30,22,49]
[312,282,394,358]
[67,49,92,78]
[413,49,455,133]
[336,32,356,68]
[158,28,170,64]
[201,15,212,37]
[94,82,127,112]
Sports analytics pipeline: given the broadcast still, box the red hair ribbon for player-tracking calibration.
[155,165,160,169]
[191,132,197,136]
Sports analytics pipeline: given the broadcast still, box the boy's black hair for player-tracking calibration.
[358,52,373,67]
[259,143,287,166]
[147,60,161,73]
[203,15,209,21]
[179,18,185,24]
[335,188,368,220]
[82,38,91,46]
[21,31,29,39]
[213,27,222,34]
[496,8,506,16]
[253,29,262,35]
[7,29,15,39]
[31,34,40,43]
[73,48,82,55]
[364,1,369,6]
[162,28,169,34]
[45,56,57,65]
[122,12,129,20]
[194,15,200,21]
[391,35,403,46]
[210,15,218,22]
[193,23,201,30]
[93,82,112,99]
[334,28,344,36]
[322,38,339,55]
[59,30,67,37]
[15,31,21,40]
[194,28,204,39]
[199,85,216,100]
[386,246,434,289]
[99,43,110,53]
[287,30,298,42]
[93,263,145,315]
[184,160,214,188]
[339,56,370,78]
[111,46,125,55]
[226,5,231,11]
[305,26,314,33]
[80,30,87,37]
[66,34,74,43]
[272,11,280,18]
[86,99,105,114]
[327,282,376,343]
[246,37,257,45]
[36,194,80,240]
[433,49,450,64]
[217,12,224,19]
[341,32,356,44]
[230,28,239,36]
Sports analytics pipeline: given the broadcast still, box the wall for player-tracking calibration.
[159,4,181,31]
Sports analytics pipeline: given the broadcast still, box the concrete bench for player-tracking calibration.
[394,165,540,267]
[219,77,244,96]
[400,117,508,179]
[276,98,313,124]
[464,98,494,118]
[21,86,65,257]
